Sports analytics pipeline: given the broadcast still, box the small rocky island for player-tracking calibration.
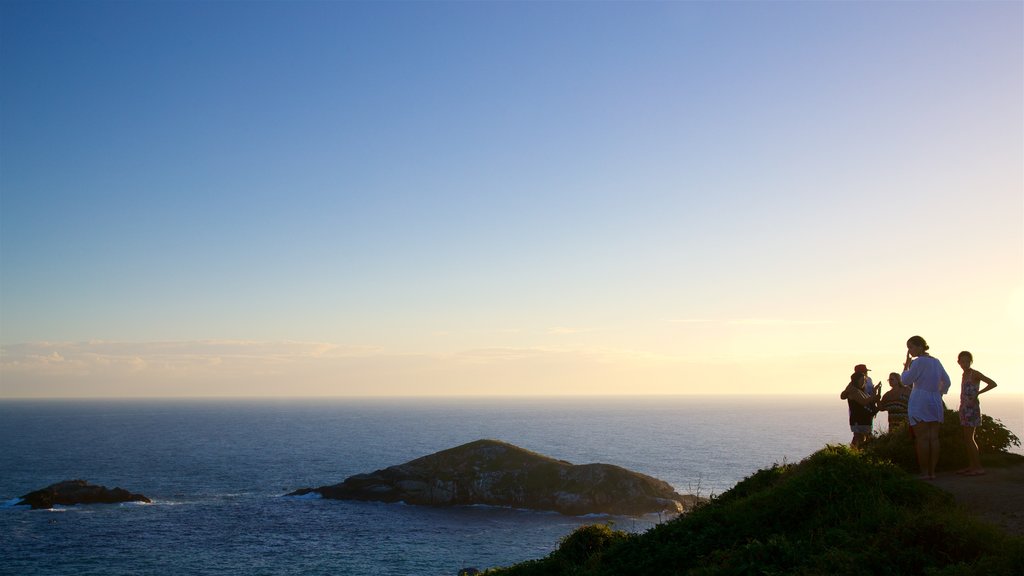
[16,479,151,509]
[289,439,700,515]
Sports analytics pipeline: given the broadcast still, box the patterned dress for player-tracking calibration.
[879,386,910,430]
[959,372,982,427]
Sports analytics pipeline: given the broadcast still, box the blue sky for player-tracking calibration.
[2,1,1021,397]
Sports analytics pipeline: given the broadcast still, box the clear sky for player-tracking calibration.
[1,1,1021,398]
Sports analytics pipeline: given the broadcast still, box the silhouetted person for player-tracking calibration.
[877,372,911,432]
[841,371,878,448]
[902,335,951,480]
[956,350,998,476]
[854,363,875,395]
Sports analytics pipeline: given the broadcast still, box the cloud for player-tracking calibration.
[1,340,686,396]
[666,319,718,324]
[725,319,834,326]
[0,340,381,380]
[547,326,601,335]
[668,318,833,326]
[0,339,865,398]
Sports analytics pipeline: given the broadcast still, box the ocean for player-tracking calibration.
[1,394,1021,575]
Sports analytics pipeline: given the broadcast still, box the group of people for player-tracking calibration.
[840,335,998,480]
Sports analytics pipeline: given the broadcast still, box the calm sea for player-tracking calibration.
[1,395,1021,575]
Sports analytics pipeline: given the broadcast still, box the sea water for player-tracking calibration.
[1,395,1021,575]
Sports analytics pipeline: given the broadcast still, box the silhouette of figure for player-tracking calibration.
[877,372,911,432]
[955,351,998,476]
[854,363,875,395]
[901,335,951,480]
[841,371,878,448]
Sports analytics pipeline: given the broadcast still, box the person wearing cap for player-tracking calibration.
[847,364,877,437]
[854,364,875,396]
[841,371,880,448]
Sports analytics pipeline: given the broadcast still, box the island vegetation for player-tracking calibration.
[482,410,1023,576]
[290,439,700,515]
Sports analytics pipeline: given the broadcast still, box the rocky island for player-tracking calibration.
[16,479,151,509]
[288,439,700,515]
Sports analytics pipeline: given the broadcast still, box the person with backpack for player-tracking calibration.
[841,370,880,448]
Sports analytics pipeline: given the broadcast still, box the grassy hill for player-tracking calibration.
[482,445,1024,576]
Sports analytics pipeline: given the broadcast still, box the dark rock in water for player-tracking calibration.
[288,439,701,516]
[17,479,151,509]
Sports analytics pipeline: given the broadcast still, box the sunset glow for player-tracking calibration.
[1,1,1021,398]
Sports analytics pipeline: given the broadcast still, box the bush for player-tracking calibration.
[483,523,631,576]
[973,412,1022,453]
[553,523,630,569]
[864,408,1022,473]
[485,446,1024,576]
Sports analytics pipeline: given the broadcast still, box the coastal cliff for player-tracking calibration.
[289,439,699,515]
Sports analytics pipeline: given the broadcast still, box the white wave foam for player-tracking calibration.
[284,492,322,500]
[452,503,561,515]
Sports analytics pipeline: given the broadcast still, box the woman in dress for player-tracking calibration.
[956,351,998,476]
[901,335,951,480]
[840,371,879,448]
[877,372,911,432]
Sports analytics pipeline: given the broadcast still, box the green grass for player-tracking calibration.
[483,446,1024,576]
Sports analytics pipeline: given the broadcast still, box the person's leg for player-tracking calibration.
[857,432,869,448]
[964,426,983,473]
[926,422,941,478]
[912,423,929,478]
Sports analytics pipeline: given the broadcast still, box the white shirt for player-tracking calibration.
[903,355,951,424]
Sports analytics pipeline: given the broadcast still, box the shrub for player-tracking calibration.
[553,523,630,569]
[485,446,1024,576]
[864,408,1022,473]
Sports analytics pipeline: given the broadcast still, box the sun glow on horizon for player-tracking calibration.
[1,2,1021,401]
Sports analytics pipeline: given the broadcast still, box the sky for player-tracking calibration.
[1,0,1021,398]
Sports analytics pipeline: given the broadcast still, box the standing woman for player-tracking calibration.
[956,351,998,476]
[877,372,911,432]
[902,335,951,480]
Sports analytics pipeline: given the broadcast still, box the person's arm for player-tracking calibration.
[877,390,896,412]
[939,362,951,395]
[975,370,998,395]
[901,357,921,387]
[843,383,873,406]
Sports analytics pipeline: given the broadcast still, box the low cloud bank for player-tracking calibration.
[0,339,878,398]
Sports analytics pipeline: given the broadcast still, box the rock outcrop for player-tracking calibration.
[289,439,700,515]
[17,479,151,509]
